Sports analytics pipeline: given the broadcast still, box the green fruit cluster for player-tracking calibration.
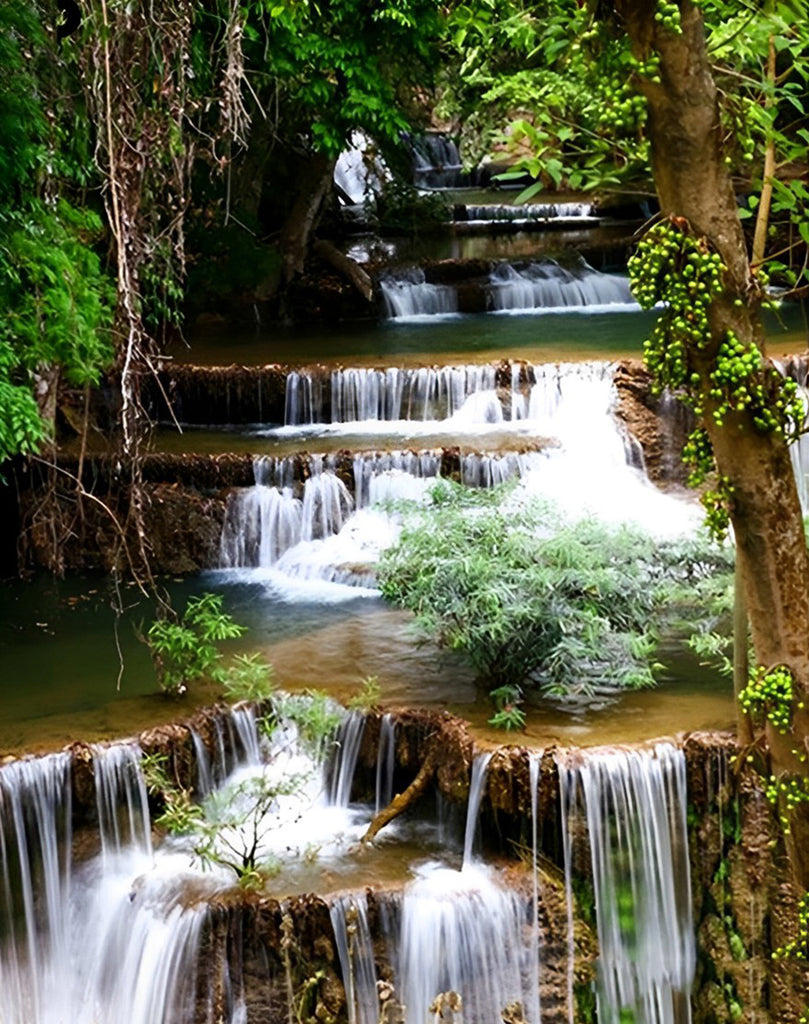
[765,775,809,838]
[629,220,725,393]
[654,0,683,34]
[700,477,734,541]
[709,331,805,435]
[682,427,714,487]
[739,664,796,735]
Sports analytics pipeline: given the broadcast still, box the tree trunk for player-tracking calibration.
[278,152,336,289]
[618,0,809,883]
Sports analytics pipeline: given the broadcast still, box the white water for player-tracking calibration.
[221,360,698,591]
[380,269,458,320]
[93,742,152,860]
[462,751,492,867]
[557,744,694,1024]
[330,893,381,1024]
[396,861,536,1024]
[489,261,636,313]
[464,202,595,223]
[375,713,396,814]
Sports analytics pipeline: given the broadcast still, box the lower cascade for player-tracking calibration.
[0,709,706,1024]
[558,744,695,1024]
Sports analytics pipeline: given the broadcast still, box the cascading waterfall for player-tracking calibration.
[0,749,208,1024]
[353,451,442,507]
[328,711,367,807]
[462,751,492,866]
[529,750,544,1024]
[0,754,73,1023]
[220,458,353,569]
[517,362,697,536]
[380,269,458,319]
[396,861,536,1024]
[330,893,381,1024]
[463,202,596,223]
[488,261,635,313]
[285,370,325,426]
[777,356,809,512]
[375,714,396,814]
[92,743,152,859]
[461,450,545,488]
[557,743,694,1024]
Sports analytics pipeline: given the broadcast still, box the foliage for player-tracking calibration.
[0,3,113,465]
[143,751,303,887]
[263,690,342,760]
[252,0,445,157]
[378,481,732,714]
[365,179,451,235]
[347,675,382,711]
[221,652,276,703]
[145,593,246,695]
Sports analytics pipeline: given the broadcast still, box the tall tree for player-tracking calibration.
[615,0,809,884]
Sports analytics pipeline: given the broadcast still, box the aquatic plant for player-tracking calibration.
[378,481,731,717]
[145,592,246,696]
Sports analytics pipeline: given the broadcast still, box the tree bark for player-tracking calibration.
[278,152,336,289]
[618,0,809,882]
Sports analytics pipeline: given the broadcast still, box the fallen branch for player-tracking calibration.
[360,750,436,845]
[312,239,374,303]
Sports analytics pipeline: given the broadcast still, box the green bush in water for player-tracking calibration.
[377,481,732,718]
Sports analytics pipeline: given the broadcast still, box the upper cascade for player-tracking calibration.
[377,261,636,320]
[411,133,465,189]
[285,365,498,426]
[461,202,596,223]
[488,260,635,312]
[379,268,458,320]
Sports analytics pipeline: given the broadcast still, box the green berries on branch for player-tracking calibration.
[630,217,807,538]
[739,664,797,735]
[629,219,725,393]
[654,0,683,35]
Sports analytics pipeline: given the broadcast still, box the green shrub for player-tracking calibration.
[378,481,731,716]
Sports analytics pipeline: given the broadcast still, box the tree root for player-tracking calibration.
[360,751,436,845]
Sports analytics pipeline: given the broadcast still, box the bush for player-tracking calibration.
[377,481,731,715]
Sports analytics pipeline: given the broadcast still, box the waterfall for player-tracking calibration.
[92,743,152,860]
[354,451,441,507]
[285,369,325,425]
[557,744,695,1024]
[330,893,381,1024]
[334,130,390,204]
[220,459,353,569]
[516,362,698,536]
[375,714,396,814]
[462,752,492,866]
[328,711,367,807]
[529,751,544,1024]
[411,133,465,189]
[282,364,500,424]
[396,861,536,1024]
[463,202,595,223]
[380,269,458,319]
[0,754,73,1023]
[488,261,635,313]
[461,450,544,487]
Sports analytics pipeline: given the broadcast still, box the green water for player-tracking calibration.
[178,301,806,369]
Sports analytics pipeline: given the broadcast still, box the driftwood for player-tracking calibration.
[312,239,374,303]
[360,751,436,845]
